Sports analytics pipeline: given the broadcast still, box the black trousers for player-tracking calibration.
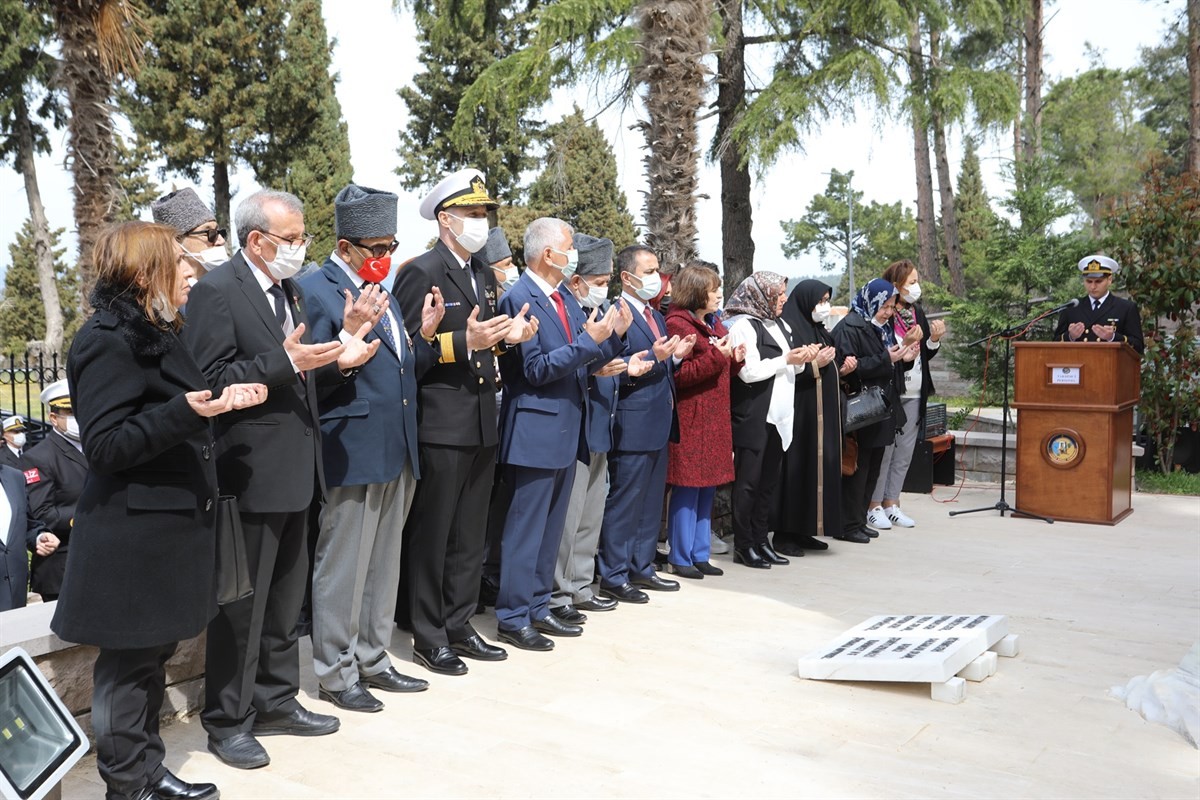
[732,428,784,551]
[841,444,886,533]
[92,642,177,794]
[403,443,496,650]
[202,510,308,738]
[481,463,512,586]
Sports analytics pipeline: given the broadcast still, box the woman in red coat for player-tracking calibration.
[664,262,745,578]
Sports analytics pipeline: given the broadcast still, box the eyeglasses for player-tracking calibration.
[349,240,400,259]
[258,230,315,248]
[182,227,227,245]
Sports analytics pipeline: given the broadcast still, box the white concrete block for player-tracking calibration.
[957,650,999,682]
[991,633,1021,657]
[931,677,967,704]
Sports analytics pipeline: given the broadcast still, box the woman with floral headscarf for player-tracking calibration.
[832,278,918,543]
[725,272,819,569]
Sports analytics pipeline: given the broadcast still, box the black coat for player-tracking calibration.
[51,286,220,650]
[0,465,46,611]
[23,432,86,596]
[0,446,25,471]
[392,240,503,448]
[833,312,908,450]
[182,252,333,513]
[1052,293,1144,354]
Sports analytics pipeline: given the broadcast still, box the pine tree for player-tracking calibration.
[527,108,637,255]
[397,0,540,199]
[113,132,161,222]
[0,222,81,354]
[953,136,997,290]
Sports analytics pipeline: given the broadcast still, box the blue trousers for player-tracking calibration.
[667,485,716,566]
[597,447,668,587]
[496,464,575,631]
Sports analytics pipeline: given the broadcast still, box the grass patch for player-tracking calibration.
[1136,469,1200,496]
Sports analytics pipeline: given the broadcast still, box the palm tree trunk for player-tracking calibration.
[907,19,941,286]
[715,0,753,296]
[634,0,711,273]
[14,105,65,355]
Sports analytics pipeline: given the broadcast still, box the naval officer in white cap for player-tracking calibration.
[1052,254,1144,354]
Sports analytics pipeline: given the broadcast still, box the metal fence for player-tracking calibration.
[0,352,68,445]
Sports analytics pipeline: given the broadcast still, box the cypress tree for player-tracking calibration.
[954,136,997,289]
[0,222,80,354]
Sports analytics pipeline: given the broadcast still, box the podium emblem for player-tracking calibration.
[1045,432,1082,466]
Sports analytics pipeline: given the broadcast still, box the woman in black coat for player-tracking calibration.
[831,279,918,543]
[51,222,266,800]
[773,280,852,555]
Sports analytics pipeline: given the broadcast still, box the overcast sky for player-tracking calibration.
[0,0,1182,285]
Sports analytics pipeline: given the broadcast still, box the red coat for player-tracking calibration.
[665,308,740,487]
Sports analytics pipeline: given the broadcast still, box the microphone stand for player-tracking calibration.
[949,309,1055,523]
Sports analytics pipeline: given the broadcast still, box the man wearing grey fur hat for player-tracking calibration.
[483,226,519,293]
[151,187,229,274]
[297,184,444,712]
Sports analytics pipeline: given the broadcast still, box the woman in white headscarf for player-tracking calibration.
[725,272,819,570]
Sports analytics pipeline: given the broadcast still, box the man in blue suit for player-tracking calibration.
[298,184,442,712]
[494,218,625,651]
[597,245,694,604]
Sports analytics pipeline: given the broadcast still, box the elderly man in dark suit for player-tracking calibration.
[493,219,625,650]
[0,464,53,612]
[23,380,86,601]
[596,245,693,604]
[1053,254,1145,355]
[393,168,536,676]
[185,189,378,770]
[298,184,441,713]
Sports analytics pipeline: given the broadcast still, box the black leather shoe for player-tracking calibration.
[497,625,555,651]
[534,613,582,637]
[798,534,829,551]
[316,684,382,713]
[252,705,340,735]
[694,561,724,576]
[576,596,618,612]
[450,634,508,661]
[598,583,649,604]
[631,572,680,592]
[206,733,270,770]
[413,646,469,675]
[361,667,429,693]
[860,526,880,539]
[734,547,770,568]
[833,529,871,543]
[666,563,704,579]
[152,770,219,800]
[759,542,791,565]
[772,540,806,557]
[550,604,588,625]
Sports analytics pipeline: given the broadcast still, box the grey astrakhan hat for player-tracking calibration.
[335,184,398,240]
[151,187,215,234]
[483,227,512,266]
[573,233,614,277]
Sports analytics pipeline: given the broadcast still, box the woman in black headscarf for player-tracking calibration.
[772,280,853,555]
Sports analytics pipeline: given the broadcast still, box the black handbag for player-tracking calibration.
[843,384,892,432]
[215,495,253,606]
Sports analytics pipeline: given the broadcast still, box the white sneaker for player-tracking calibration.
[710,533,731,555]
[887,505,916,528]
[867,506,893,530]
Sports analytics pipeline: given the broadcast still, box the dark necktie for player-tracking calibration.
[644,307,662,338]
[551,291,572,343]
[1092,299,1101,311]
[367,284,399,352]
[267,284,288,330]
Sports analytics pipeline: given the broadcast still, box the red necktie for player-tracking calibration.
[644,307,662,338]
[551,291,572,342]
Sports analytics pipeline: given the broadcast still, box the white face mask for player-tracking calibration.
[448,214,489,254]
[193,245,228,271]
[63,416,81,442]
[552,248,580,279]
[812,302,831,323]
[903,282,922,303]
[263,240,307,281]
[496,266,518,290]
[574,279,607,309]
[632,271,662,302]
[10,433,26,449]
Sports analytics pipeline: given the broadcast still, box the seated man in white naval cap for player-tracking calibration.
[21,379,78,600]
[1052,254,1144,355]
[0,415,27,470]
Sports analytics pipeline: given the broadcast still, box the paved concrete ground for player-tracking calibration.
[63,486,1200,799]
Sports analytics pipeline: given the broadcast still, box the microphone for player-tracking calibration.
[1044,297,1079,315]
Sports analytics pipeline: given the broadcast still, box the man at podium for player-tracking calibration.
[1053,255,1144,354]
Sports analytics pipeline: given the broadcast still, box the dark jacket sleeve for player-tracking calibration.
[182,278,296,391]
[24,462,68,533]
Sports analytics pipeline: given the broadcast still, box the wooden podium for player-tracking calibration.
[1012,342,1140,524]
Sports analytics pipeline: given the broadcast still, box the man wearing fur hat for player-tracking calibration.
[151,187,230,274]
[297,183,441,712]
[393,168,536,675]
[1053,255,1144,354]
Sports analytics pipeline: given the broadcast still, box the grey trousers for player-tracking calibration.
[872,397,922,504]
[312,468,415,691]
[551,453,608,607]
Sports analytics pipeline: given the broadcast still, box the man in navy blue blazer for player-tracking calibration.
[298,185,440,712]
[597,245,695,604]
[493,218,625,651]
